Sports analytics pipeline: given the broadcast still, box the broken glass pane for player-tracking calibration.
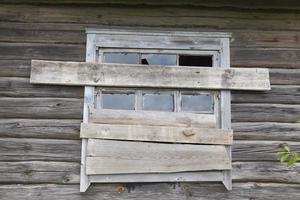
[141,54,176,66]
[179,55,213,67]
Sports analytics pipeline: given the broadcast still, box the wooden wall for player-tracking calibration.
[0,1,300,199]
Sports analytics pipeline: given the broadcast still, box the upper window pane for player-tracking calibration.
[181,94,213,112]
[179,55,213,67]
[102,93,135,110]
[141,54,176,66]
[143,93,174,111]
[103,53,139,64]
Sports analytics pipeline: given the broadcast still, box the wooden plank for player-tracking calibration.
[89,162,300,184]
[233,122,300,141]
[80,32,96,192]
[3,0,300,10]
[0,119,80,139]
[0,138,81,162]
[89,109,216,128]
[270,69,300,85]
[1,4,300,31]
[0,42,85,61]
[231,48,300,68]
[2,119,299,142]
[0,60,30,77]
[30,60,270,91]
[90,171,224,183]
[233,162,300,184]
[220,38,232,190]
[232,85,300,104]
[86,139,231,174]
[0,138,299,162]
[233,140,300,161]
[0,77,83,98]
[92,33,223,50]
[0,182,299,200]
[0,161,79,184]
[80,123,233,145]
[0,22,85,44]
[232,103,300,123]
[0,161,299,184]
[0,97,83,119]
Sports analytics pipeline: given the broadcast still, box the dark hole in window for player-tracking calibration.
[179,55,213,67]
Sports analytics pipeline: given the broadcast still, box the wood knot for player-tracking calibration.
[182,129,195,137]
[116,186,126,193]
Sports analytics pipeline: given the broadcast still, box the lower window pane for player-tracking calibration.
[181,94,213,112]
[143,93,174,111]
[102,93,135,110]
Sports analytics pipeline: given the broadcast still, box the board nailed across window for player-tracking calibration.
[30,28,270,192]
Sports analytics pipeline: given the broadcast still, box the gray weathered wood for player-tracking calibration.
[80,32,96,192]
[90,171,224,183]
[0,42,85,61]
[0,138,81,162]
[233,140,300,161]
[1,4,300,31]
[232,103,300,123]
[0,182,299,200]
[0,119,80,139]
[270,69,300,85]
[86,139,230,174]
[233,162,300,184]
[0,161,299,184]
[233,122,300,141]
[231,48,300,68]
[0,161,79,184]
[80,123,233,145]
[1,138,298,162]
[0,60,31,77]
[3,0,300,10]
[0,97,83,119]
[220,38,232,190]
[232,85,300,104]
[0,77,83,98]
[30,60,270,91]
[89,109,216,128]
[91,31,224,50]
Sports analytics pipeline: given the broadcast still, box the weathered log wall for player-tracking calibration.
[0,1,299,199]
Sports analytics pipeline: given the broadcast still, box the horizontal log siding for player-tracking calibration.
[0,1,299,199]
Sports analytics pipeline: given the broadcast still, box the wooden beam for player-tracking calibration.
[89,109,216,128]
[86,139,231,175]
[80,123,233,145]
[30,60,270,91]
[90,171,224,183]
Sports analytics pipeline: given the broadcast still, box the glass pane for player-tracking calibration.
[103,53,139,64]
[102,93,135,110]
[179,55,213,67]
[141,54,176,66]
[143,93,174,111]
[181,94,213,112]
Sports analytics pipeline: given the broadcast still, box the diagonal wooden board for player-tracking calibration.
[86,139,231,175]
[30,60,270,91]
[80,123,233,145]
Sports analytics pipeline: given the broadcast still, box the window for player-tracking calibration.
[29,28,270,193]
[97,51,217,114]
[81,28,232,192]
